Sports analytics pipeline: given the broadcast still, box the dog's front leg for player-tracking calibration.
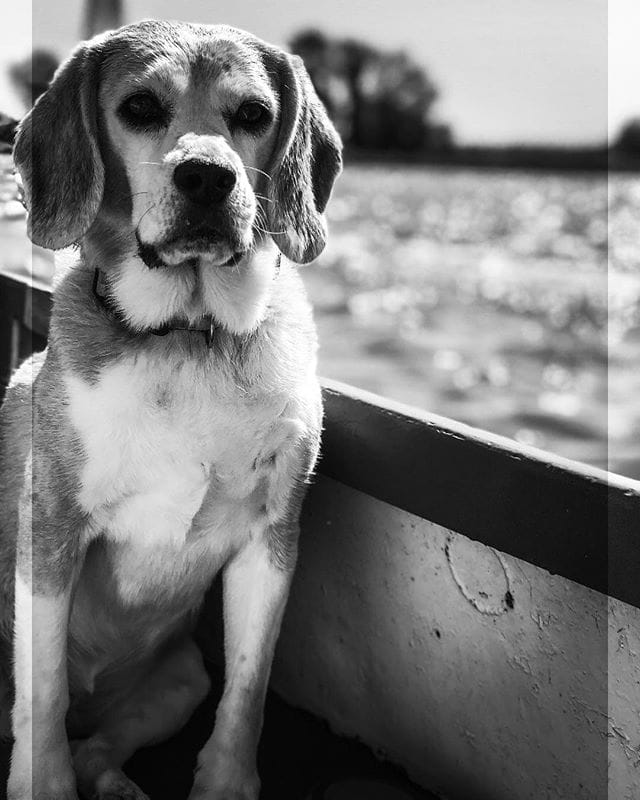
[190,529,298,800]
[8,452,82,800]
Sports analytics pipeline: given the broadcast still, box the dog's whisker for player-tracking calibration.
[139,161,164,166]
[255,225,287,236]
[136,202,157,227]
[115,191,150,203]
[245,166,272,181]
[253,205,285,237]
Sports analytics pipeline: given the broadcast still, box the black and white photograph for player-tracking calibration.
[0,2,638,799]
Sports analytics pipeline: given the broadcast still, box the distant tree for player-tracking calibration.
[9,49,59,107]
[615,119,640,155]
[341,38,377,148]
[83,0,123,38]
[289,30,334,113]
[5,0,122,116]
[290,29,443,152]
[358,51,438,150]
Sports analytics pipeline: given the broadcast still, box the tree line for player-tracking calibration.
[290,29,452,153]
[289,29,640,169]
[2,25,639,170]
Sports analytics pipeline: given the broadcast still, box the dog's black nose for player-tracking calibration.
[173,160,236,206]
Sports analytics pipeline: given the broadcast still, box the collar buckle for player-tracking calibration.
[205,317,215,348]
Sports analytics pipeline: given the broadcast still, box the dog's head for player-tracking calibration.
[14,20,342,275]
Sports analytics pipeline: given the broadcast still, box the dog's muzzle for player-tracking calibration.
[136,159,248,269]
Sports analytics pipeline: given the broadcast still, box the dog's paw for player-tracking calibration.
[188,771,260,800]
[91,769,150,800]
[8,783,79,800]
[8,744,79,800]
[8,775,79,800]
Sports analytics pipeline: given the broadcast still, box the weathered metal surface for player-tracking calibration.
[273,476,639,800]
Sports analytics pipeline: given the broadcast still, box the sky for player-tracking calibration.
[0,0,635,146]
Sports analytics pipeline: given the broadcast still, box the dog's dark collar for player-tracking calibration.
[92,268,219,346]
[91,254,281,347]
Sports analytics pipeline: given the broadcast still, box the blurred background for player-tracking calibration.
[1,0,639,478]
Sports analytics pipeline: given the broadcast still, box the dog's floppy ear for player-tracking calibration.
[265,52,342,264]
[13,40,105,250]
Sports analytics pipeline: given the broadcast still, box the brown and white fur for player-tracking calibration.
[0,20,341,800]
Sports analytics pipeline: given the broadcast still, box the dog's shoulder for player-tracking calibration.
[1,348,60,475]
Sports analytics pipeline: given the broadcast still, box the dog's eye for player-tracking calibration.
[233,102,271,132]
[118,92,168,129]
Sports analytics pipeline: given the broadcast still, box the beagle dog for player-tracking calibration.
[0,19,341,800]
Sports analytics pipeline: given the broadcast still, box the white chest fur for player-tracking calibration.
[64,354,312,552]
